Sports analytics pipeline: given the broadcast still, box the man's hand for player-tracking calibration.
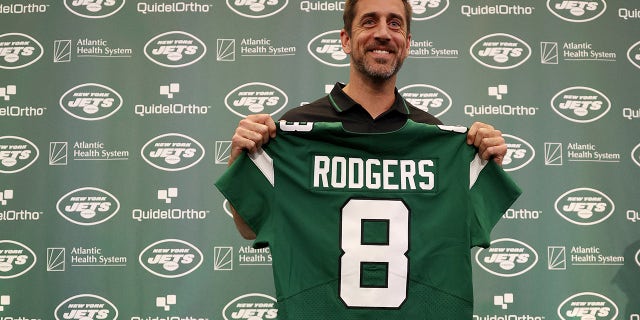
[226,114,275,240]
[466,122,507,166]
[229,114,277,166]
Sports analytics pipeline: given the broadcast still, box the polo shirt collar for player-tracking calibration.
[328,82,411,115]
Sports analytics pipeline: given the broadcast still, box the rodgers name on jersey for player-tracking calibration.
[312,155,436,191]
[280,120,465,192]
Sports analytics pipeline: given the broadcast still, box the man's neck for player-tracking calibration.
[343,75,398,119]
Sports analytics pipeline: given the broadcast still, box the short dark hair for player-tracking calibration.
[343,0,413,35]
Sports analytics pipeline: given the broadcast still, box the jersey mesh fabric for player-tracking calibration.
[215,120,521,320]
[277,280,473,320]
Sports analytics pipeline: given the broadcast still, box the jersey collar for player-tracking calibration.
[328,82,411,115]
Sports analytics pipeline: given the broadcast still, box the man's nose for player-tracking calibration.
[372,21,392,41]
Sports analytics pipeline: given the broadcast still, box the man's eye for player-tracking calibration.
[362,19,376,26]
[389,20,402,29]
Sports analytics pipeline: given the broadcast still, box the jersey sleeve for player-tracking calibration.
[468,157,522,248]
[214,150,275,248]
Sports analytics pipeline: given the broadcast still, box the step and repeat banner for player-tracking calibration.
[1,0,639,319]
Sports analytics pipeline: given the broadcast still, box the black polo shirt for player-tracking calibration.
[279,83,442,133]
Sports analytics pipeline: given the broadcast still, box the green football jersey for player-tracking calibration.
[215,120,521,320]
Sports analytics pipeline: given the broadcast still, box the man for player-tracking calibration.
[228,0,507,239]
[217,0,520,318]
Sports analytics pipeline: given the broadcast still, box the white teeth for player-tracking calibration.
[372,50,390,54]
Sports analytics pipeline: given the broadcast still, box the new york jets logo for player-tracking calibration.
[398,84,452,118]
[502,134,535,172]
[139,239,203,278]
[0,240,37,279]
[409,0,449,20]
[554,187,615,225]
[224,82,288,117]
[226,0,288,18]
[547,0,607,22]
[470,33,531,69]
[64,0,126,18]
[144,31,206,68]
[633,143,640,168]
[475,238,538,277]
[551,86,610,123]
[55,294,119,320]
[59,83,123,120]
[307,30,348,67]
[627,41,640,70]
[56,187,120,226]
[141,133,205,171]
[0,136,39,174]
[223,293,278,320]
[557,292,618,320]
[0,33,43,69]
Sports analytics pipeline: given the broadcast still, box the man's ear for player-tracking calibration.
[340,29,352,54]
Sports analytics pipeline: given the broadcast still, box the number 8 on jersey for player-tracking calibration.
[340,198,409,308]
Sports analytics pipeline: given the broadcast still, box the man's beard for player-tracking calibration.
[352,55,404,82]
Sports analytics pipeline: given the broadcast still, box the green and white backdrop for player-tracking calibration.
[1,1,639,319]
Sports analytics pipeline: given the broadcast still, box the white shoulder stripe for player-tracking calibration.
[248,148,274,186]
[469,153,488,189]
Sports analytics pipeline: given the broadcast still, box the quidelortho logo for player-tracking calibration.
[144,31,206,68]
[307,30,349,67]
[0,240,36,279]
[554,188,615,225]
[59,83,123,120]
[502,134,535,172]
[409,0,449,20]
[475,238,538,277]
[226,0,288,18]
[0,33,43,69]
[224,82,288,117]
[628,40,640,70]
[551,86,610,123]
[223,293,278,320]
[547,0,607,22]
[138,239,203,278]
[56,187,120,226]
[55,294,118,320]
[470,33,531,69]
[398,84,452,118]
[557,292,618,320]
[0,136,39,174]
[64,0,126,18]
[141,133,205,171]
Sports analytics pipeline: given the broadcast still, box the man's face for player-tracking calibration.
[341,0,411,82]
